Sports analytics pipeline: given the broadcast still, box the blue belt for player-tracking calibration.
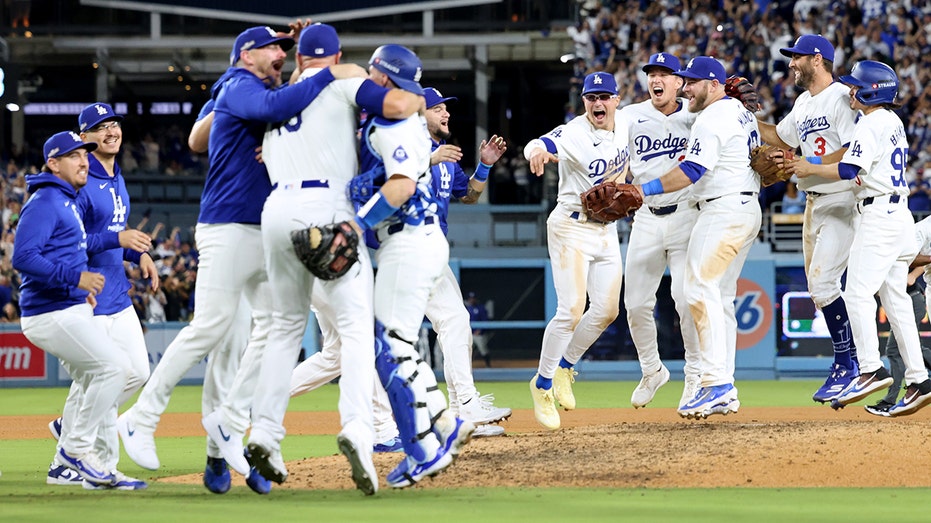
[569,211,608,224]
[271,179,329,190]
[649,204,678,216]
[862,194,900,206]
[386,216,435,235]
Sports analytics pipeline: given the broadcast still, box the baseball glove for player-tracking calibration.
[290,221,360,280]
[750,145,795,187]
[580,181,643,223]
[724,75,761,113]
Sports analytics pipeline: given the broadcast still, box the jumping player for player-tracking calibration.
[788,60,931,416]
[117,26,362,473]
[755,35,861,403]
[618,52,702,409]
[633,57,762,419]
[524,71,630,430]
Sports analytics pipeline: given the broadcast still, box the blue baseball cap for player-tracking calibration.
[779,34,835,62]
[44,131,97,160]
[230,26,295,66]
[78,102,123,132]
[424,87,457,109]
[581,72,618,95]
[675,56,726,82]
[642,52,681,73]
[298,23,340,58]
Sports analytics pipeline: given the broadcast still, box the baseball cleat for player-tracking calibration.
[830,367,893,408]
[812,363,859,403]
[677,384,739,419]
[337,432,378,496]
[863,400,894,417]
[553,366,578,410]
[243,448,272,494]
[46,463,84,486]
[202,410,249,476]
[203,456,231,494]
[631,364,670,408]
[57,448,113,485]
[48,417,63,441]
[472,424,505,438]
[373,436,404,453]
[529,375,560,430]
[386,446,454,488]
[679,374,702,410]
[888,379,931,417]
[82,470,148,490]
[117,412,160,470]
[245,442,288,484]
[458,392,511,425]
[435,410,475,459]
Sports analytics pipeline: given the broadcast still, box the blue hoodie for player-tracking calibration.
[13,173,92,316]
[200,66,335,225]
[76,154,142,316]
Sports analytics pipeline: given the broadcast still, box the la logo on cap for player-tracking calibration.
[656,54,666,62]
[95,105,108,116]
[594,75,603,85]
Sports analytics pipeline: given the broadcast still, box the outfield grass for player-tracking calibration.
[2,381,931,522]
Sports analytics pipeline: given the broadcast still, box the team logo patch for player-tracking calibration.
[95,104,108,116]
[393,146,409,162]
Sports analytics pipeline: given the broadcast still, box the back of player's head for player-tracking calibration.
[840,60,898,106]
[298,23,340,58]
[369,45,424,95]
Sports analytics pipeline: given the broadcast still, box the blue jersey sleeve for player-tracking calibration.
[221,69,336,123]
[354,80,390,115]
[197,99,215,121]
[13,199,81,287]
[450,162,469,199]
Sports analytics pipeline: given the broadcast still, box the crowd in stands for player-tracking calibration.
[568,0,931,214]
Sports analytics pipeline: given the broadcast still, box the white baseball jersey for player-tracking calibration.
[617,98,695,206]
[842,108,909,200]
[776,82,859,193]
[916,216,931,285]
[524,114,630,213]
[684,97,760,200]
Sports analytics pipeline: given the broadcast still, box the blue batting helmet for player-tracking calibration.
[369,44,424,95]
[839,60,898,106]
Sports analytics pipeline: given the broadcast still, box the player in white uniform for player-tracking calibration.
[525,72,630,430]
[756,35,861,403]
[788,61,931,416]
[202,25,422,495]
[633,57,761,419]
[347,44,474,488]
[618,52,702,409]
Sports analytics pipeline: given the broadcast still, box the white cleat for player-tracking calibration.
[459,392,512,425]
[117,412,160,470]
[201,410,249,476]
[631,364,670,408]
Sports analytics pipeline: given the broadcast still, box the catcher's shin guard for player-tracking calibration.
[374,321,438,463]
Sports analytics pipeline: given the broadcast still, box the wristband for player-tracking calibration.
[642,178,663,196]
[473,162,492,183]
[806,156,822,164]
[355,192,399,230]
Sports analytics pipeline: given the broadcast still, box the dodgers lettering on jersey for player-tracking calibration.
[527,114,630,213]
[684,98,760,200]
[842,108,909,200]
[429,139,470,236]
[617,98,696,206]
[776,82,858,194]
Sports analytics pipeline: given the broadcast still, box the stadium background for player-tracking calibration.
[1,0,929,386]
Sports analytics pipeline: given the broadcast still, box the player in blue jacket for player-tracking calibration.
[118,25,368,474]
[15,131,132,489]
[45,103,156,490]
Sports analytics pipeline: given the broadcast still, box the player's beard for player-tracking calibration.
[688,88,708,113]
[435,128,452,141]
[794,62,814,90]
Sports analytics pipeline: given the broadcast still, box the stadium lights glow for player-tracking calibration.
[559,53,575,64]
[6,103,20,112]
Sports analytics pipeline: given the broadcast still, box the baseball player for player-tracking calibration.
[755,35,862,403]
[117,26,363,473]
[187,97,270,495]
[633,57,762,419]
[45,104,155,490]
[421,86,511,436]
[525,71,630,430]
[352,44,474,488]
[14,132,130,488]
[204,24,422,496]
[788,61,931,416]
[618,52,702,409]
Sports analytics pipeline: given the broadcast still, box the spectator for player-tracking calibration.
[464,291,492,368]
[781,181,806,214]
[909,167,931,213]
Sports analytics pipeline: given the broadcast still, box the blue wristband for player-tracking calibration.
[355,192,399,230]
[642,178,664,196]
[806,156,822,164]
[473,162,491,183]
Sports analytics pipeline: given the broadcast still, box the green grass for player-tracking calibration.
[3,381,931,522]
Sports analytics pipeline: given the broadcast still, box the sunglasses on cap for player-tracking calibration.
[583,93,615,102]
